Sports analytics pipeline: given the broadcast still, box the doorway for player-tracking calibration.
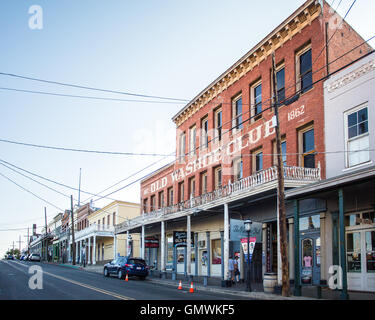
[346,212,375,292]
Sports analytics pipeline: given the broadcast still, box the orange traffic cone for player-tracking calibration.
[178,280,182,290]
[125,273,129,282]
[189,282,194,293]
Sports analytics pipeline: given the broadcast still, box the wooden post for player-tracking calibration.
[272,52,290,296]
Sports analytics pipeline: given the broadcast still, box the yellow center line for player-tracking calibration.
[8,260,134,300]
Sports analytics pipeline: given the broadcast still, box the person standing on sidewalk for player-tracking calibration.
[228,256,235,284]
[234,256,241,283]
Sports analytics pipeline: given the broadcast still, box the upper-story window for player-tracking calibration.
[201,117,209,149]
[178,182,184,203]
[107,215,110,226]
[143,198,148,213]
[150,195,156,212]
[113,213,116,226]
[345,105,370,168]
[179,132,186,163]
[232,95,243,130]
[299,125,315,168]
[276,67,285,102]
[167,187,173,206]
[201,171,208,194]
[189,125,196,156]
[273,139,287,166]
[189,177,196,199]
[233,158,243,181]
[296,44,313,94]
[214,107,223,142]
[253,149,263,172]
[214,166,222,189]
[159,191,165,209]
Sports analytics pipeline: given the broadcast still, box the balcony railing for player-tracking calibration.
[74,223,115,240]
[116,164,321,231]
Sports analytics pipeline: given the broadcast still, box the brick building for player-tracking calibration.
[116,0,371,287]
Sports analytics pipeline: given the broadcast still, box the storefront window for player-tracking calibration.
[167,236,173,269]
[301,238,313,285]
[363,212,375,224]
[211,239,222,264]
[347,232,361,272]
[299,214,320,231]
[316,237,321,267]
[345,214,361,227]
[366,231,375,273]
[177,247,184,263]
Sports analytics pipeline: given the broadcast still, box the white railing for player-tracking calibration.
[116,164,320,232]
[75,223,115,239]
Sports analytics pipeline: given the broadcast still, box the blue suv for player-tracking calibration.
[103,256,148,280]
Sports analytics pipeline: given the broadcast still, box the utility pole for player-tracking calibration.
[78,168,82,207]
[27,227,29,254]
[17,235,23,251]
[271,52,290,297]
[71,195,76,265]
[44,207,48,261]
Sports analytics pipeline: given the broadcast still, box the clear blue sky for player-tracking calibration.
[0,0,373,256]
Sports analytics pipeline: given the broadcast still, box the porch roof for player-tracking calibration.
[285,165,375,200]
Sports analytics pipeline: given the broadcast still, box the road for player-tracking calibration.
[0,259,248,300]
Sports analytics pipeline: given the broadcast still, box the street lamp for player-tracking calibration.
[244,219,252,292]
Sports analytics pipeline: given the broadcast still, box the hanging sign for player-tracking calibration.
[241,237,256,261]
[145,237,159,248]
[173,231,194,247]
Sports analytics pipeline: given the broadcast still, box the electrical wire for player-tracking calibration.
[312,0,357,68]
[0,72,189,102]
[0,139,175,157]
[0,87,187,104]
[0,171,64,211]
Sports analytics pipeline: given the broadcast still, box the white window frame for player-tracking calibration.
[179,132,186,163]
[189,125,196,156]
[295,43,312,94]
[232,94,243,132]
[201,116,209,150]
[214,107,223,143]
[250,79,262,121]
[344,103,370,169]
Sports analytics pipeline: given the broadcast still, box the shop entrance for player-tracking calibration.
[299,214,321,286]
[346,212,375,292]
[300,233,321,285]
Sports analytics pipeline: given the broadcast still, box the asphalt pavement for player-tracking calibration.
[0,259,250,300]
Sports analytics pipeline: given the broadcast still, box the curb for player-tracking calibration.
[147,278,316,300]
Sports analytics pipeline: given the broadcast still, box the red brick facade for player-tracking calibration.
[140,0,371,214]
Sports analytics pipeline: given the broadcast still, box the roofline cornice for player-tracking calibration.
[172,0,321,126]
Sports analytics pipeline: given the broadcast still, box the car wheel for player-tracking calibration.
[117,269,123,279]
[104,268,109,277]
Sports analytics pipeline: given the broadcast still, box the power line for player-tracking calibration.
[0,87,186,104]
[81,154,174,204]
[0,157,127,201]
[0,138,175,157]
[0,72,189,102]
[312,0,357,68]
[0,171,64,211]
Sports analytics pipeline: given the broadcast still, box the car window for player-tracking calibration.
[128,259,146,265]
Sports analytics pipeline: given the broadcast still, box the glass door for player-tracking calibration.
[300,234,321,285]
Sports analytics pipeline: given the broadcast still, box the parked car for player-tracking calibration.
[29,253,41,262]
[103,257,149,280]
[7,254,14,260]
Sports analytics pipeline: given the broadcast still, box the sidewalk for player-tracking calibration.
[43,262,375,300]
